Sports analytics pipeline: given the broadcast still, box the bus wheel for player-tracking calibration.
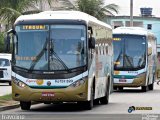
[93,99,100,105]
[83,87,94,110]
[141,86,148,92]
[149,74,155,90]
[100,79,110,104]
[113,86,118,91]
[118,87,123,91]
[148,84,154,90]
[20,101,31,110]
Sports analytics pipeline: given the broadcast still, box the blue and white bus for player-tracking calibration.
[113,27,157,92]
[5,11,113,110]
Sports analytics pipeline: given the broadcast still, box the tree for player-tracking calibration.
[0,32,4,52]
[76,0,119,20]
[0,0,53,30]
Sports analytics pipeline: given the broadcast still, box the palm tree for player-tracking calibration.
[0,0,53,30]
[76,0,119,20]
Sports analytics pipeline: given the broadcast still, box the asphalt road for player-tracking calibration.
[0,83,11,96]
[0,82,160,120]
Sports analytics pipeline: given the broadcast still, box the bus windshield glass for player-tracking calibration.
[113,35,146,70]
[14,25,86,71]
[49,25,86,70]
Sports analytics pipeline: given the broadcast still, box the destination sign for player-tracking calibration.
[21,25,47,30]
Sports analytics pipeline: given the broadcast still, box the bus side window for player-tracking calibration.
[106,44,108,55]
[88,26,94,59]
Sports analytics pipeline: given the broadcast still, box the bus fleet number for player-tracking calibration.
[55,79,73,83]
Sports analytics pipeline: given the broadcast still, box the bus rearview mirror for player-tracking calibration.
[89,37,95,49]
[4,34,11,52]
[4,29,14,52]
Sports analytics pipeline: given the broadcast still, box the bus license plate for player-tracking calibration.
[42,92,54,97]
[119,79,126,82]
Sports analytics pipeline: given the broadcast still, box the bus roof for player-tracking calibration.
[113,27,154,36]
[0,53,11,60]
[15,11,112,29]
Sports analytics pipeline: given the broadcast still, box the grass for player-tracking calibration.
[0,94,12,101]
[0,94,18,106]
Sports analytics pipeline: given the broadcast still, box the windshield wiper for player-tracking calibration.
[29,38,48,71]
[50,39,70,72]
[123,54,134,67]
[137,55,145,67]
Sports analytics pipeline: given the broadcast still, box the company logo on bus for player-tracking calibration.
[36,79,44,85]
[47,81,51,86]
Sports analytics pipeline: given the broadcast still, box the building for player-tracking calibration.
[104,15,160,45]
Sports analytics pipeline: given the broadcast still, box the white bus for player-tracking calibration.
[5,11,113,110]
[0,53,12,85]
[113,27,157,92]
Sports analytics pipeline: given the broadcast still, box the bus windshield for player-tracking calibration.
[14,25,87,71]
[113,35,146,70]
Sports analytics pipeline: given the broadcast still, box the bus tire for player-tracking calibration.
[141,86,148,92]
[149,74,155,90]
[148,83,154,90]
[113,86,118,91]
[118,87,123,91]
[20,101,31,110]
[99,79,110,104]
[83,86,94,110]
[93,99,100,105]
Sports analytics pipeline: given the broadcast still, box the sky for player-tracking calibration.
[105,0,160,17]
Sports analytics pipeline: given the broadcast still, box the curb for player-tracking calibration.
[0,104,20,111]
[0,102,39,111]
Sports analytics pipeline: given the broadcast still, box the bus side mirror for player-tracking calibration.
[89,37,95,49]
[4,34,11,52]
[148,43,152,56]
[4,29,14,52]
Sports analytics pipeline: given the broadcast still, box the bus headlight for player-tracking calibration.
[18,81,26,88]
[12,77,26,88]
[69,78,86,88]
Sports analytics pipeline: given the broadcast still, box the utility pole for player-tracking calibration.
[40,0,43,11]
[130,0,133,26]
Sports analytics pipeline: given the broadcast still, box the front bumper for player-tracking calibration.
[114,76,146,87]
[12,80,88,102]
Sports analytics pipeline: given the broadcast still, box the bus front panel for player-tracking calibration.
[113,35,147,87]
